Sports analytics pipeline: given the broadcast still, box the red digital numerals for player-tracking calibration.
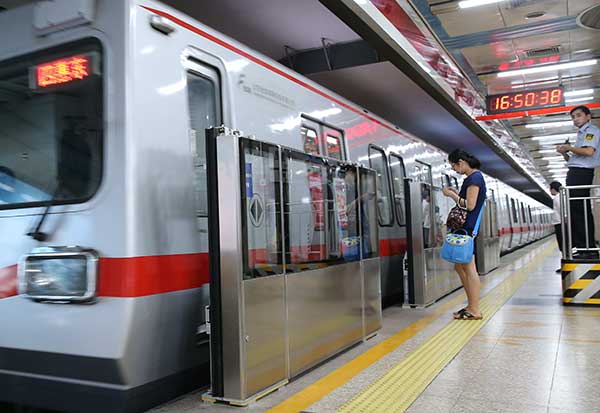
[487,88,563,114]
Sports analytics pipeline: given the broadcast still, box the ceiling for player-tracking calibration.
[423,0,600,184]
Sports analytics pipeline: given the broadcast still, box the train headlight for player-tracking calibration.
[18,247,99,303]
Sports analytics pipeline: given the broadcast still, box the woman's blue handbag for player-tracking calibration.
[441,203,485,264]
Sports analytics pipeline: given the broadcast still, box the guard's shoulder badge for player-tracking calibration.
[585,133,595,141]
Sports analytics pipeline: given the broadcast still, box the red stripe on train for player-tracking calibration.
[0,265,17,298]
[380,238,407,257]
[0,254,209,299]
[98,253,209,297]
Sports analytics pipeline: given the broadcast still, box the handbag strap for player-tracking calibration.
[472,201,486,237]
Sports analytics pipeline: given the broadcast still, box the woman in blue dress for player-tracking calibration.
[442,149,486,320]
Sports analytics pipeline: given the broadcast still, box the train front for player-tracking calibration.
[0,2,206,412]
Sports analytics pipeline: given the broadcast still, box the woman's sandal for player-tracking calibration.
[453,308,467,318]
[456,310,483,320]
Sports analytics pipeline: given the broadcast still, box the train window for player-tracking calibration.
[368,146,394,226]
[416,161,433,186]
[414,165,421,181]
[416,161,434,247]
[301,126,320,155]
[510,198,518,223]
[284,152,328,265]
[0,38,103,210]
[301,116,346,160]
[453,177,459,189]
[360,168,379,258]
[325,129,344,160]
[327,165,360,262]
[389,153,406,226]
[442,174,451,188]
[186,65,221,217]
[528,205,533,222]
[240,140,283,279]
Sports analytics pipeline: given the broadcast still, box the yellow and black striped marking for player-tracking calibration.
[562,261,600,305]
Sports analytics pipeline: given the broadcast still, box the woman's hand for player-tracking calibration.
[442,187,457,197]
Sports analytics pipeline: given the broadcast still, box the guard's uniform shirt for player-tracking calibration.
[566,121,600,250]
[567,121,600,169]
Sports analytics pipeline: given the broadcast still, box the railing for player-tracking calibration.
[560,184,600,259]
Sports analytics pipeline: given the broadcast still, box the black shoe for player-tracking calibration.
[555,268,561,274]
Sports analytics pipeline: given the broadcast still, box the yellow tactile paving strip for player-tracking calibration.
[337,242,554,413]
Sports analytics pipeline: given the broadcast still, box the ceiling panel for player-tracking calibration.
[568,0,600,16]
[460,43,517,74]
[499,0,566,26]
[434,7,505,37]
[511,31,570,55]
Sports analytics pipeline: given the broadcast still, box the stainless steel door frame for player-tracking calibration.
[208,129,289,404]
[215,130,247,401]
[405,179,426,305]
[206,128,382,405]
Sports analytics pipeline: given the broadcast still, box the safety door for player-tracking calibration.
[206,127,381,405]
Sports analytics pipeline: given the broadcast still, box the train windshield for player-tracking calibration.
[0,40,103,210]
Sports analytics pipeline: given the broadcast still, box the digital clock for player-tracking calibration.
[486,87,564,114]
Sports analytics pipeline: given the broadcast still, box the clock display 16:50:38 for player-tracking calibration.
[491,88,563,111]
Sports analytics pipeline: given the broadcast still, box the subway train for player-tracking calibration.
[0,1,554,412]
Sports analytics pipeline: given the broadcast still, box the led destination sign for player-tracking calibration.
[486,87,564,114]
[33,55,91,88]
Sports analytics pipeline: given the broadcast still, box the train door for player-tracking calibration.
[405,161,460,306]
[520,202,528,244]
[476,189,500,274]
[509,197,519,250]
[368,145,398,305]
[515,200,524,246]
[184,61,222,346]
[387,152,407,306]
[530,206,535,241]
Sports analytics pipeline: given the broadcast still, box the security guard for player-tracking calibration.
[557,105,600,257]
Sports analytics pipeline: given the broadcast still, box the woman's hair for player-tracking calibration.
[448,149,481,169]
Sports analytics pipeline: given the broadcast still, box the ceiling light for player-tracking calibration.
[458,0,505,8]
[511,76,558,85]
[531,133,577,141]
[564,89,594,97]
[497,59,598,78]
[541,156,564,160]
[565,96,594,103]
[525,121,573,129]
[512,80,560,89]
[533,149,561,153]
[574,49,592,54]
